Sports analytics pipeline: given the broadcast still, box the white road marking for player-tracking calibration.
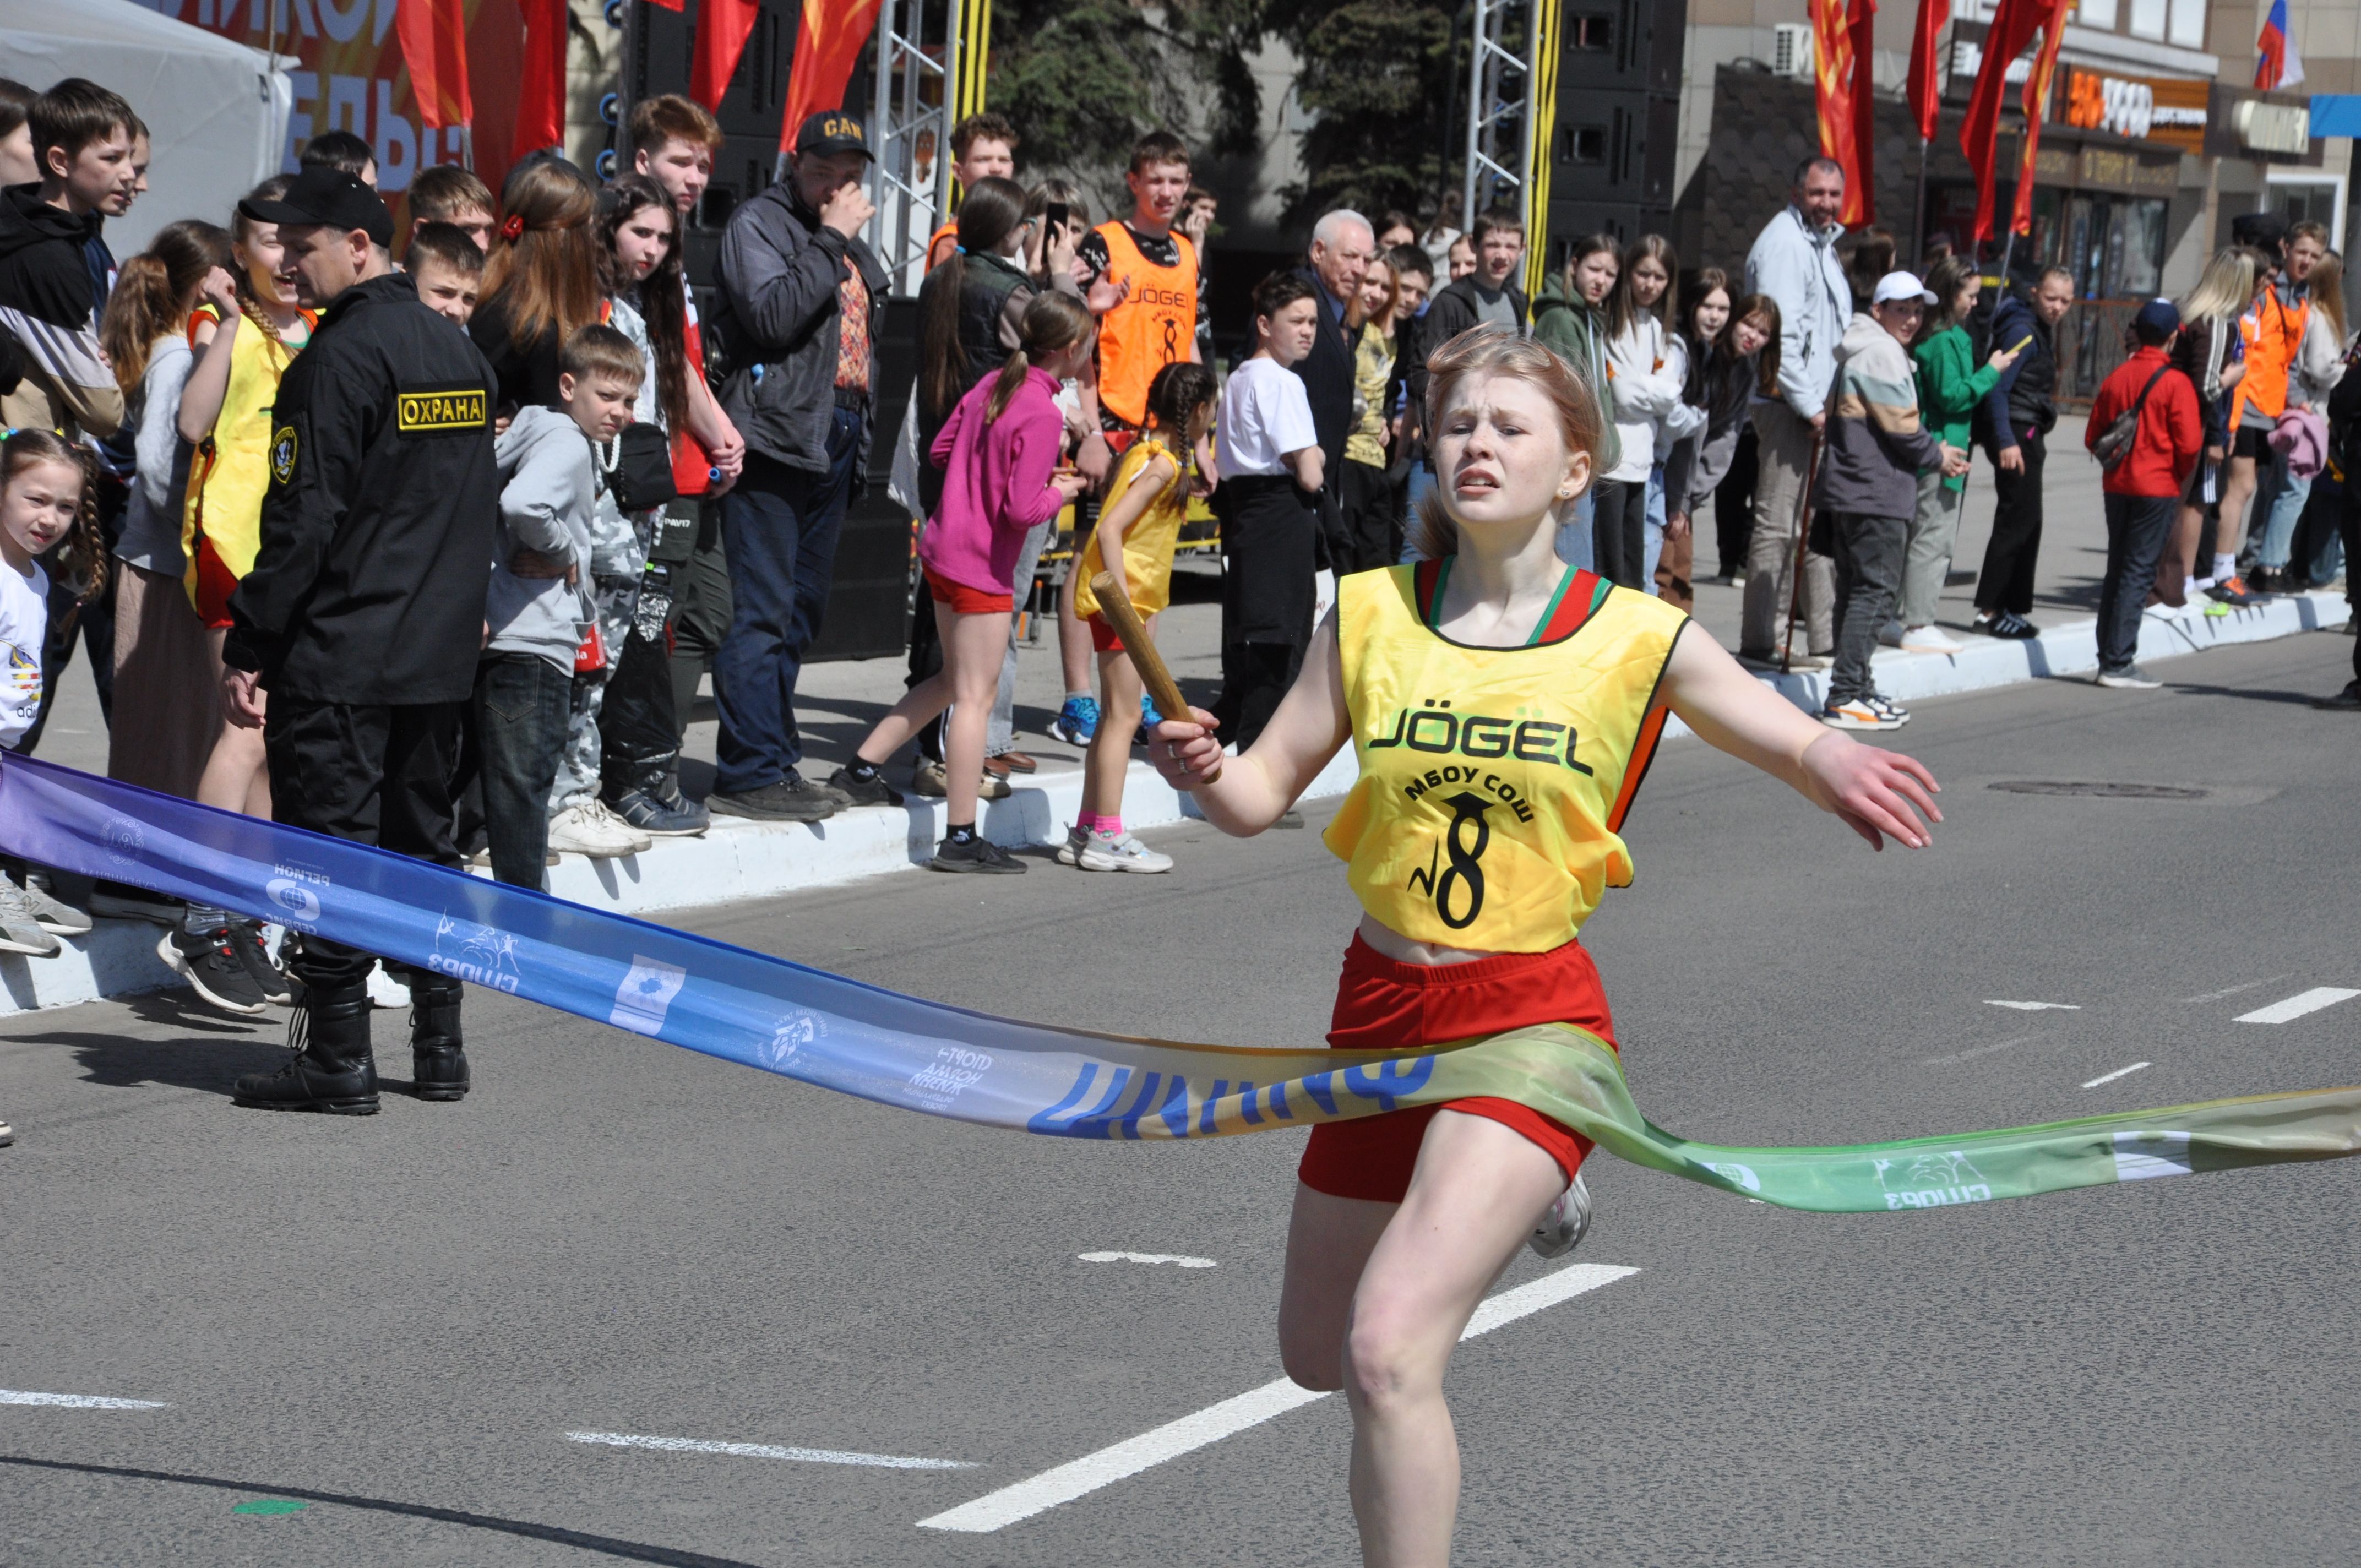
[1078,1251,1217,1268]
[564,1431,975,1469]
[1985,1000,2081,1011]
[0,1388,170,1409]
[2184,975,2289,1004]
[2081,1061,2151,1088]
[916,1263,1637,1534]
[2234,987,2361,1025]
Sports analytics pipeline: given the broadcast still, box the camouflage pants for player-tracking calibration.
[549,567,645,813]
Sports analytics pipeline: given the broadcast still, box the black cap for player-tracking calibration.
[239,166,393,247]
[2231,210,2288,249]
[793,110,873,161]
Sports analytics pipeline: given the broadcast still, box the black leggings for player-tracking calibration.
[1591,478,1650,588]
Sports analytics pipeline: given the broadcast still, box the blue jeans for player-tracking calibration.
[1553,487,1596,572]
[1642,463,1667,587]
[2257,463,2311,570]
[714,410,862,793]
[2099,493,2176,673]
[471,652,573,889]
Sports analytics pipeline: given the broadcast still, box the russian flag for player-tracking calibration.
[2256,0,2305,92]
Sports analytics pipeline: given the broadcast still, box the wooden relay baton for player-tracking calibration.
[1088,570,1220,785]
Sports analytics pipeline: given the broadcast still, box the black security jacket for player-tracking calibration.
[224,271,500,706]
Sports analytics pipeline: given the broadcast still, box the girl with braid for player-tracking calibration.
[1147,326,1943,1567]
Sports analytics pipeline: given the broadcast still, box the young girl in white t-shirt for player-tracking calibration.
[2,428,102,968]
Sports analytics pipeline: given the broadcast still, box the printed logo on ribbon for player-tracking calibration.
[431,913,522,993]
[907,1046,993,1110]
[610,955,687,1036]
[1705,1160,1761,1193]
[265,878,323,927]
[102,816,145,866]
[1872,1150,1993,1210]
[766,1012,822,1069]
[2112,1130,2192,1182]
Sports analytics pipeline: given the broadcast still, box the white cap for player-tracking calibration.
[1872,270,1939,306]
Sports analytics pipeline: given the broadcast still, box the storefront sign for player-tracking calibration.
[2235,100,2311,154]
[2059,67,2207,156]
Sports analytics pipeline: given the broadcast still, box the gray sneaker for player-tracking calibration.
[1527,1173,1593,1259]
[17,872,93,937]
[0,880,63,957]
[2095,663,2161,690]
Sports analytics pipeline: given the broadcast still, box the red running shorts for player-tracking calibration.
[1087,613,1125,653]
[924,565,1014,616]
[1297,933,1618,1204]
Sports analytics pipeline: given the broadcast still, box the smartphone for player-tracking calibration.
[1046,202,1070,233]
[2009,333,2034,353]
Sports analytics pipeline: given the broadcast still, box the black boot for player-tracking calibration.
[407,972,470,1102]
[233,983,378,1114]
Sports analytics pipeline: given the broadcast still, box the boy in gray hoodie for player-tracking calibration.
[1810,272,1967,731]
[473,325,643,886]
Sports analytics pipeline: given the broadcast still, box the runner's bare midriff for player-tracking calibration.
[1356,911,1501,966]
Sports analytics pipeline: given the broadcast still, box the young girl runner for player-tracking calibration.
[172,176,312,1013]
[831,293,1094,872]
[1146,327,1941,1568]
[2,429,102,961]
[1062,361,1217,873]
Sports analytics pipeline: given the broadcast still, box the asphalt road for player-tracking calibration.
[5,629,2360,1567]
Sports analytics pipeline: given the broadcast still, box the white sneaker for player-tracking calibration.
[1054,825,1090,867]
[1898,625,1964,655]
[1528,1173,1592,1258]
[548,799,652,857]
[367,966,412,1010]
[1076,831,1174,873]
[0,880,62,957]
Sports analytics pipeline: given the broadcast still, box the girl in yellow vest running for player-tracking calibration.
[1145,326,1943,1567]
[1062,362,1217,873]
[169,176,313,1009]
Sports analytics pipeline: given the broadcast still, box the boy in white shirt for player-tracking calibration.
[1212,271,1326,750]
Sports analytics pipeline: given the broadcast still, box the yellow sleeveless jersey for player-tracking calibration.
[1075,435,1187,619]
[1092,222,1197,428]
[1322,560,1688,951]
[182,303,307,612]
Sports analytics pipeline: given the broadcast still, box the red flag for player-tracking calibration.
[1907,0,1950,143]
[514,0,568,162]
[780,0,885,154]
[396,0,474,131]
[2009,1,2068,237]
[693,0,764,110]
[1813,0,1876,226]
[1957,0,2052,244]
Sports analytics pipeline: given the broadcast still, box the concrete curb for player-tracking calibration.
[3,589,2348,1016]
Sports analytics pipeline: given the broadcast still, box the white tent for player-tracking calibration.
[0,0,290,257]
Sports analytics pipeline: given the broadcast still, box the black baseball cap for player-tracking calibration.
[240,166,394,247]
[794,110,873,161]
[2231,210,2288,250]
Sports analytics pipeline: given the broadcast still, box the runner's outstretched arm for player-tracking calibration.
[1661,624,1943,850]
[1151,611,1350,835]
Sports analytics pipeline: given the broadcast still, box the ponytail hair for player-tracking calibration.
[2,427,106,609]
[230,175,297,349]
[1140,360,1217,487]
[920,176,1029,425]
[986,291,1095,424]
[101,219,232,393]
[1411,326,1604,560]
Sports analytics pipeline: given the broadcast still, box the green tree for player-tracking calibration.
[1283,0,1459,225]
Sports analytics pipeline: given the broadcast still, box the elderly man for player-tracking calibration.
[708,110,890,824]
[1291,209,1374,566]
[1741,156,1851,668]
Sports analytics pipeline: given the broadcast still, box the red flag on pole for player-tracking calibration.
[514,0,568,162]
[396,0,475,131]
[779,0,885,154]
[2009,0,2068,238]
[1906,0,1950,143]
[1812,0,1876,226]
[693,0,765,110]
[1957,0,2050,244]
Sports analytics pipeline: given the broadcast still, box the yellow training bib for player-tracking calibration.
[1322,561,1687,951]
[1076,435,1188,620]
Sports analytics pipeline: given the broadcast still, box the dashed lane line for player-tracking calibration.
[1920,1035,2037,1068]
[2081,1062,2151,1089]
[2234,988,2361,1025]
[1985,1000,2081,1011]
[915,1262,1638,1534]
[564,1431,975,1469]
[2183,976,2290,1004]
[1078,1251,1217,1268]
[0,1388,169,1409]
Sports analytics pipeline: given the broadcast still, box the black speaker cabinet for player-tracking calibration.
[1555,0,1686,94]
[1546,0,1684,257]
[804,296,918,665]
[624,0,799,292]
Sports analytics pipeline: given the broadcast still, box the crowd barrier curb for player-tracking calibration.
[2,589,2347,1016]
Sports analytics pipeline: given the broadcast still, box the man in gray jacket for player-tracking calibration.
[1740,156,1852,666]
[707,110,890,822]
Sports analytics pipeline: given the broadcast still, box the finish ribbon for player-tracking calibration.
[6,754,2358,1212]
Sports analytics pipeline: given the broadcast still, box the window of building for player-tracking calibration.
[2077,0,2119,29]
[2127,0,2166,40]
[2167,0,2204,48]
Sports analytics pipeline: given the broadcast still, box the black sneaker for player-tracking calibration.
[159,927,271,1016]
[928,835,1026,874]
[231,921,294,1004]
[825,765,905,808]
[1983,611,2038,640]
[708,777,839,822]
[2312,680,2361,711]
[612,786,711,836]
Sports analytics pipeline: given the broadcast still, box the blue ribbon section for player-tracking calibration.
[0,754,1423,1137]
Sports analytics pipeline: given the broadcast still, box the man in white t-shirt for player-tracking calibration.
[1213,271,1326,750]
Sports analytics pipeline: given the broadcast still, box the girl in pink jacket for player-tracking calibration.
[834,293,1094,872]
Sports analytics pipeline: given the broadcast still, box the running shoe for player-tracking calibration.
[2095,664,2161,690]
[1898,625,1965,655]
[367,966,414,1010]
[1820,695,1905,731]
[15,872,92,937]
[1055,825,1090,867]
[928,835,1026,874]
[0,880,62,958]
[1981,611,2038,640]
[0,1115,13,1147]
[1528,1173,1593,1259]
[2311,681,2361,710]
[1047,695,1101,745]
[548,799,655,854]
[909,759,948,797]
[2206,576,2257,608]
[1876,619,1905,648]
[231,921,294,1005]
[1077,831,1174,874]
[823,766,905,808]
[160,927,271,1015]
[706,777,837,823]
[612,785,712,835]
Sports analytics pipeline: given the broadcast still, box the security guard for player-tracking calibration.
[217,167,499,1115]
